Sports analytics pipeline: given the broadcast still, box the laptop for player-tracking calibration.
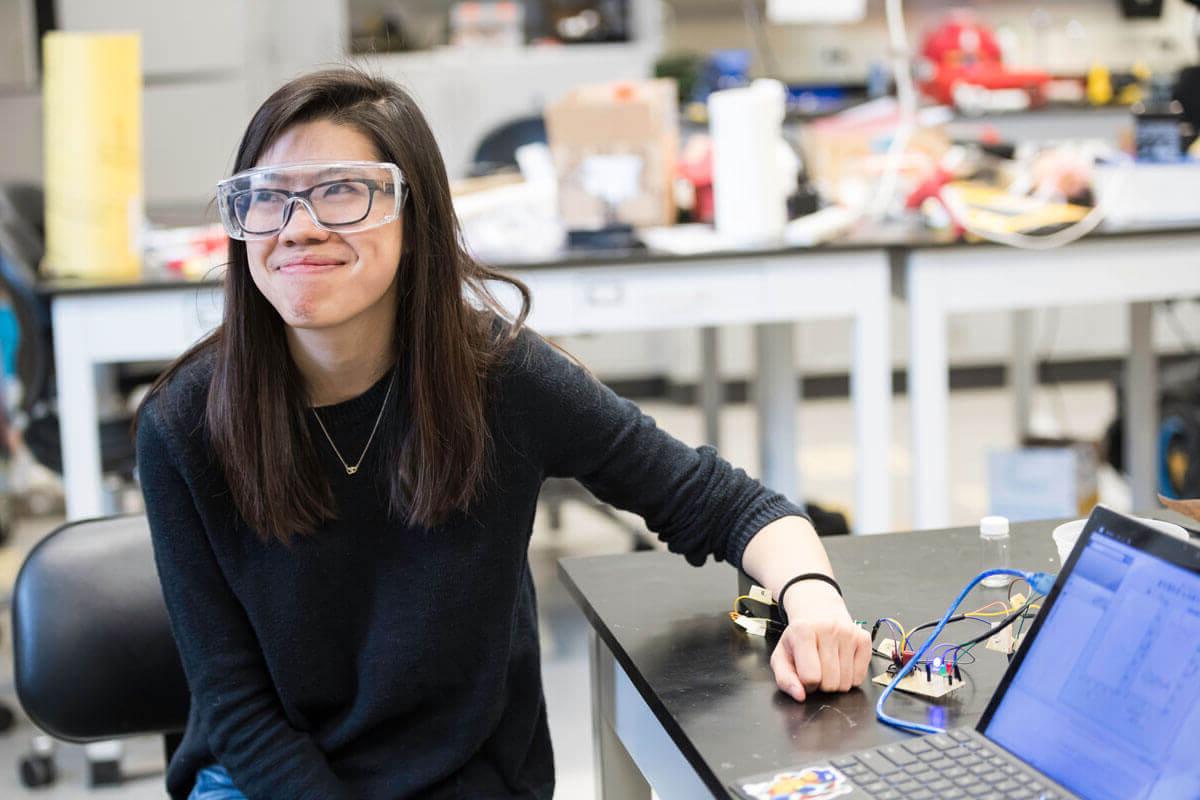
[731,506,1200,800]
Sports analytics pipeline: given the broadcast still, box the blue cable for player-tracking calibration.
[875,569,1056,735]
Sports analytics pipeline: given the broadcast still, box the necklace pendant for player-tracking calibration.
[345,466,358,475]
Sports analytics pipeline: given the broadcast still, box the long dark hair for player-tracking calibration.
[139,67,531,542]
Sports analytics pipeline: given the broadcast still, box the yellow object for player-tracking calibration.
[1117,62,1152,107]
[43,32,143,280]
[1087,62,1112,106]
[943,180,1090,238]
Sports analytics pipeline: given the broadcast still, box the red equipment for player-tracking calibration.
[918,14,1051,106]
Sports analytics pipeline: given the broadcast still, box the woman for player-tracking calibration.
[136,68,871,800]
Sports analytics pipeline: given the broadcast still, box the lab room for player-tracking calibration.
[0,1,1199,798]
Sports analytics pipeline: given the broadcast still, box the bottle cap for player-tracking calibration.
[980,515,1010,539]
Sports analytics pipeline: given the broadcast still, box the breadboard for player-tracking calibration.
[873,637,963,698]
[872,670,962,699]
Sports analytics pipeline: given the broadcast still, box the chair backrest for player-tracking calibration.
[0,182,44,267]
[470,115,547,177]
[0,183,51,414]
[12,513,190,742]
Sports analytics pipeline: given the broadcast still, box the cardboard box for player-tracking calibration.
[544,79,678,230]
[797,100,949,207]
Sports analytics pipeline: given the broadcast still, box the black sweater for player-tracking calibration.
[136,326,805,800]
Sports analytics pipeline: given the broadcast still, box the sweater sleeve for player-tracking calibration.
[507,329,807,569]
[137,402,354,800]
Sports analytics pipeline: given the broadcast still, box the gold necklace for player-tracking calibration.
[311,372,395,476]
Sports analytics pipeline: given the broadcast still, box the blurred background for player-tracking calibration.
[0,0,1199,796]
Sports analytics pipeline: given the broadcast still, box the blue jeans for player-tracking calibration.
[188,765,248,800]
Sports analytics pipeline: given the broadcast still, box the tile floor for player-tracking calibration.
[0,381,1120,798]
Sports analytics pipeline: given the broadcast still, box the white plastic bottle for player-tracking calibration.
[980,516,1013,588]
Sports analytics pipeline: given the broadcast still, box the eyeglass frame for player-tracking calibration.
[216,161,407,241]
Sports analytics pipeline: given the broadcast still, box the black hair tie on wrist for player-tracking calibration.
[777,573,843,626]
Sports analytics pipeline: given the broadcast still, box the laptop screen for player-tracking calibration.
[982,518,1200,800]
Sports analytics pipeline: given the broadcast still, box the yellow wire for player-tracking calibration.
[879,617,911,651]
[732,594,778,622]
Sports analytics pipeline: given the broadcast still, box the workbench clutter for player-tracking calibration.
[41,31,143,280]
[544,79,679,248]
[708,79,795,247]
[797,97,951,215]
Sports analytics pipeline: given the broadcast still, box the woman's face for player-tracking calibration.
[246,119,403,332]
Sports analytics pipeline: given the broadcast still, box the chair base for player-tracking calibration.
[88,757,123,787]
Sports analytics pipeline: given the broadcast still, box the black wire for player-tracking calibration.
[875,595,1039,653]
[1035,308,1070,433]
[955,596,1039,649]
[900,613,987,650]
[740,0,781,80]
[1164,299,1199,355]
[1008,577,1031,604]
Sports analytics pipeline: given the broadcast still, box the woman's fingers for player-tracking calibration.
[771,617,871,700]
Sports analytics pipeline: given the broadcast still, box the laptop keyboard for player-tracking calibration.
[831,729,1067,799]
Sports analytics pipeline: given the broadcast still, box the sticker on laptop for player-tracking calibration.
[736,765,852,799]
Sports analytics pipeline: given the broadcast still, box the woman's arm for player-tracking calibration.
[138,404,353,800]
[509,329,798,566]
[741,516,872,701]
[510,330,869,697]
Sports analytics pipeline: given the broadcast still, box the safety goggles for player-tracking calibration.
[216,161,406,241]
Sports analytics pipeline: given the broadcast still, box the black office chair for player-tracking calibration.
[11,513,189,787]
[0,183,138,480]
[468,114,547,178]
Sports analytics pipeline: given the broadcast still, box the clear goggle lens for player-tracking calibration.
[216,161,406,241]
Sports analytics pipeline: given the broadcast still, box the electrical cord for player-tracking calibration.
[865,0,917,219]
[951,595,1039,651]
[739,0,781,81]
[875,597,1026,653]
[876,569,1056,735]
[874,644,979,669]
[901,613,993,651]
[733,595,786,634]
[938,161,1131,251]
[1164,299,1199,355]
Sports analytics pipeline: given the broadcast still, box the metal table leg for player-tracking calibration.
[852,263,892,533]
[700,327,722,449]
[589,630,651,800]
[909,271,950,529]
[754,323,800,502]
[1126,302,1158,511]
[1010,309,1036,443]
